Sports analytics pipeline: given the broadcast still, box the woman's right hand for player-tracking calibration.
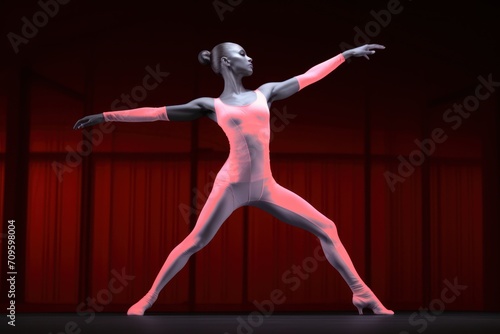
[73,113,105,130]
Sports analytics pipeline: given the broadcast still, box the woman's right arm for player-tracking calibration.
[73,97,214,129]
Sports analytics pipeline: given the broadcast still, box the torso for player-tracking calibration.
[210,89,273,183]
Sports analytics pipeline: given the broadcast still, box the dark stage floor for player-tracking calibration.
[4,312,500,334]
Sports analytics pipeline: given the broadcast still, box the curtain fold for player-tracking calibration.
[430,161,483,310]
[371,159,423,308]
[25,159,82,303]
[91,158,192,306]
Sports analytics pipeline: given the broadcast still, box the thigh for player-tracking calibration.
[188,179,236,244]
[253,178,335,237]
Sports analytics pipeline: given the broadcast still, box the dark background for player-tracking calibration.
[0,0,498,313]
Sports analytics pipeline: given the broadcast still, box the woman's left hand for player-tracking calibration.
[344,44,385,60]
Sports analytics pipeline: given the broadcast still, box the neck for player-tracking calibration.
[221,71,246,96]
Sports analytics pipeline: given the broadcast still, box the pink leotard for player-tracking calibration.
[122,52,392,316]
[103,106,169,122]
[213,89,273,184]
[295,53,345,90]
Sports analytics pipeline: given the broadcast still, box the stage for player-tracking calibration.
[8,312,500,334]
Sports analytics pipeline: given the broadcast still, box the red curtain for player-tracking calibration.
[371,160,423,309]
[3,71,487,312]
[430,162,483,310]
[17,153,485,311]
[91,158,192,308]
[23,80,84,305]
[25,160,82,304]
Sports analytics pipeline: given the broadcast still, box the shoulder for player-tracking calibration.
[257,83,274,101]
[190,97,216,112]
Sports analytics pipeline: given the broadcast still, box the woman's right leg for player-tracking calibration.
[127,179,237,315]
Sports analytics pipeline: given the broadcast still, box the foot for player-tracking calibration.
[352,289,394,315]
[127,291,158,316]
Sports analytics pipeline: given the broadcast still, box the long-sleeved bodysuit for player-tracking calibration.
[106,53,392,315]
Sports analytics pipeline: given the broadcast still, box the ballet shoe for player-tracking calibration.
[127,291,158,316]
[352,292,394,315]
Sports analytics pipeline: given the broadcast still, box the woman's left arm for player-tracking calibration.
[258,44,385,103]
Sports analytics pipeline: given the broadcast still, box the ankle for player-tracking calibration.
[145,291,159,303]
[351,283,370,296]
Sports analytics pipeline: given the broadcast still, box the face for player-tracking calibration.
[221,43,253,76]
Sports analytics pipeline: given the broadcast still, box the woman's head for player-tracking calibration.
[198,42,253,76]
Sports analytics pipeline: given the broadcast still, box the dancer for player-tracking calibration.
[73,42,393,316]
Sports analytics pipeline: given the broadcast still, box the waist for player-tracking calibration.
[217,157,272,183]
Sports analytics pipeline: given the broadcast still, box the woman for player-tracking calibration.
[73,42,393,316]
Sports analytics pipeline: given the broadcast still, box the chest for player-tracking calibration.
[218,102,269,128]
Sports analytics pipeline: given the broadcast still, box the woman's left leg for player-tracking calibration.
[252,178,393,315]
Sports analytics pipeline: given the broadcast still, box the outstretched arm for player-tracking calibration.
[258,44,385,104]
[73,97,214,129]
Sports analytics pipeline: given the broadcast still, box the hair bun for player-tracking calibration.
[198,50,211,66]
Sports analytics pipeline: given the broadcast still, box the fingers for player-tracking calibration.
[73,120,84,130]
[367,44,386,49]
[361,44,383,60]
[360,44,385,50]
[73,119,88,130]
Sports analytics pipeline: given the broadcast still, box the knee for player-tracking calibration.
[183,235,208,254]
[319,221,340,245]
